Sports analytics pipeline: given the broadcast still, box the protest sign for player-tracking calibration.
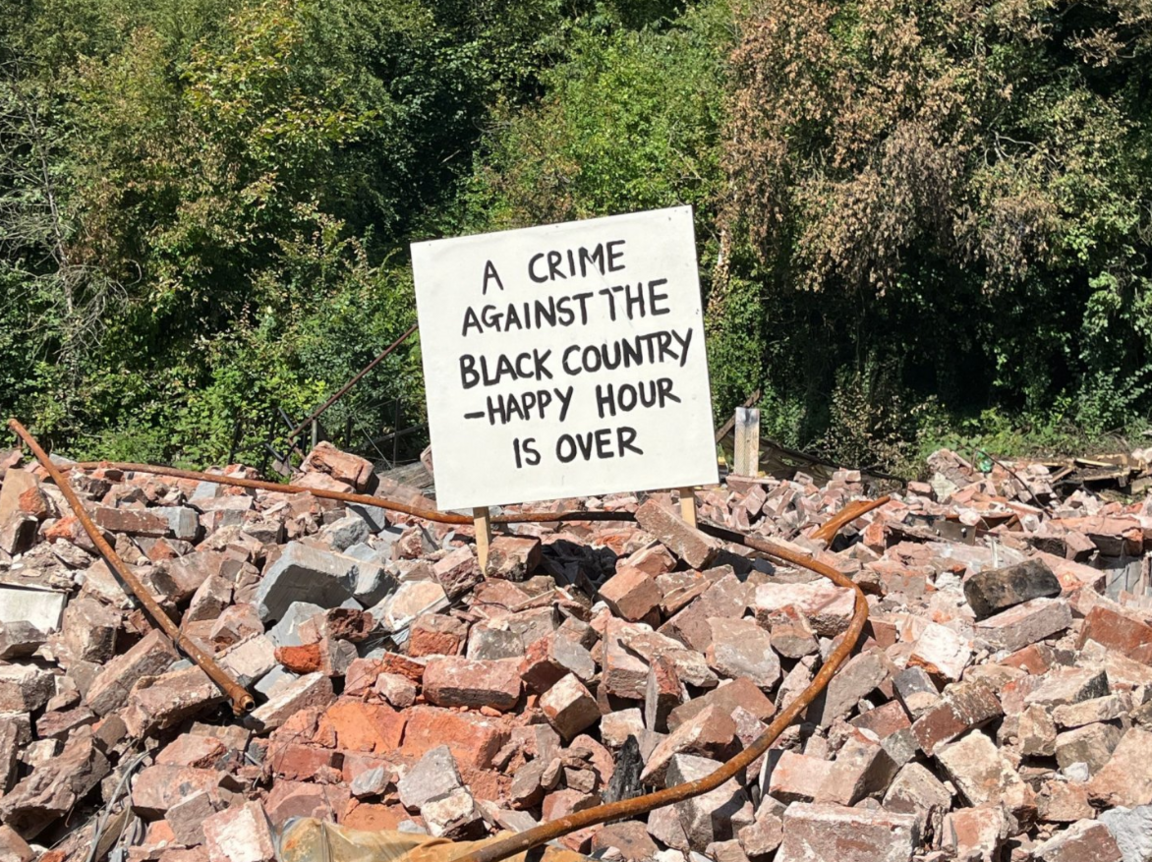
[412,206,718,511]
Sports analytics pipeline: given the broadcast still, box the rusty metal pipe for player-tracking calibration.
[7,420,256,714]
[65,461,637,525]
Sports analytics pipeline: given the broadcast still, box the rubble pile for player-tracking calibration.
[2,442,1152,862]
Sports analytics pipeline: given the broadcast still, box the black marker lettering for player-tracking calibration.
[528,253,547,283]
[482,260,505,294]
[460,355,479,389]
[607,240,626,271]
[649,278,669,315]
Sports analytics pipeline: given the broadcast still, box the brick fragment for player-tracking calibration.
[123,666,226,737]
[705,618,780,689]
[0,664,54,713]
[668,677,775,731]
[974,596,1071,652]
[635,499,721,569]
[315,699,406,754]
[1087,728,1152,806]
[641,704,738,785]
[432,546,482,599]
[0,730,109,838]
[93,506,169,537]
[1078,605,1152,664]
[599,566,662,622]
[1032,819,1123,862]
[299,442,374,490]
[85,629,179,715]
[540,674,600,741]
[248,672,334,731]
[935,731,1032,814]
[486,535,542,581]
[667,754,753,848]
[423,656,521,711]
[409,614,468,658]
[907,622,970,682]
[776,802,917,862]
[911,680,1003,755]
[754,581,855,638]
[941,804,1012,862]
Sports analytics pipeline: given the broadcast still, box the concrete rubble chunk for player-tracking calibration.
[254,543,359,622]
[398,745,463,810]
[1098,805,1152,862]
[423,787,486,839]
[0,665,54,714]
[963,558,1062,619]
[0,622,45,661]
[203,801,276,862]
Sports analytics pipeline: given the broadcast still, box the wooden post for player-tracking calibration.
[733,407,760,476]
[473,506,492,574]
[678,487,697,529]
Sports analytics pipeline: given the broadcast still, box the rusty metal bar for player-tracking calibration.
[7,420,256,714]
[285,322,418,445]
[64,461,635,526]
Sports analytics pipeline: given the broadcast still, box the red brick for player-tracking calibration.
[314,699,405,754]
[1078,605,1152,664]
[423,657,521,711]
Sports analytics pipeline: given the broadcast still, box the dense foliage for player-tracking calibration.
[2,0,1151,470]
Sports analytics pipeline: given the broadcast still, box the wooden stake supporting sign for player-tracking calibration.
[678,486,697,528]
[473,506,492,573]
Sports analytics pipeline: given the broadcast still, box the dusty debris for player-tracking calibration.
[1,442,1152,861]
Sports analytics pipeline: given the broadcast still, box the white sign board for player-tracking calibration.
[412,206,718,511]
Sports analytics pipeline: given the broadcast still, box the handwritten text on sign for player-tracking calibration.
[412,206,718,510]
